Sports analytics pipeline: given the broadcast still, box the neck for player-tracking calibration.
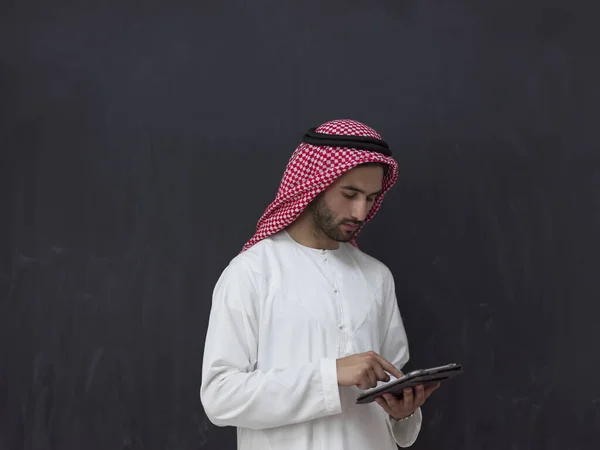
[286,213,340,250]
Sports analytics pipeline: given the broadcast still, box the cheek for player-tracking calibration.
[320,193,343,211]
[326,199,348,219]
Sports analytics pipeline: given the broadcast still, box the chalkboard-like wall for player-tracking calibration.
[1,1,599,449]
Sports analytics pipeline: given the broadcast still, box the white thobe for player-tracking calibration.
[200,230,422,449]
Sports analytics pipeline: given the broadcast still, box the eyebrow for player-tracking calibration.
[341,186,382,197]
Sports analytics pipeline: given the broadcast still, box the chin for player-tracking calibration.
[333,230,354,242]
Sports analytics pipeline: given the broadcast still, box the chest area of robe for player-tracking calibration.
[256,247,387,367]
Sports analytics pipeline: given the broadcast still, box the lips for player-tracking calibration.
[342,223,359,231]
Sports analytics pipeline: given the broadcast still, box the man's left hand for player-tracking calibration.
[375,383,440,420]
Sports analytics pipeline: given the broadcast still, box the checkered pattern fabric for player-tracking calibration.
[241,119,399,252]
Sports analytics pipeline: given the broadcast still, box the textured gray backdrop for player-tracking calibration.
[1,0,599,449]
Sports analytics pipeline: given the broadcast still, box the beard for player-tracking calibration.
[309,195,362,242]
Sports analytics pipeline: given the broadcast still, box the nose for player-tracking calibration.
[350,199,371,222]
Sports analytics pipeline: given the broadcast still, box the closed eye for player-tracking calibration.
[343,191,378,201]
[341,185,382,199]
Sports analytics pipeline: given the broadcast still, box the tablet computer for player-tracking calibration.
[355,363,463,404]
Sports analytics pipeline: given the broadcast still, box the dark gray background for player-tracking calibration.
[1,0,599,449]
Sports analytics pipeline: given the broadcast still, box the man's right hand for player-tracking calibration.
[336,351,404,390]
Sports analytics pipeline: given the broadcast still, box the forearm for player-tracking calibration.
[201,357,342,430]
[378,269,423,446]
[386,407,422,447]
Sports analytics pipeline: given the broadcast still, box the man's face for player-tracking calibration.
[309,164,385,242]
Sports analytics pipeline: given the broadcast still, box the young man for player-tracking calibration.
[200,119,439,449]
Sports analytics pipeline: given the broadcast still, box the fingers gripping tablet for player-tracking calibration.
[355,363,463,404]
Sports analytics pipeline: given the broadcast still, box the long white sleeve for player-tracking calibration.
[379,269,422,447]
[200,258,343,430]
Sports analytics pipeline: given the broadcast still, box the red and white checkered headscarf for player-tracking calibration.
[241,119,399,252]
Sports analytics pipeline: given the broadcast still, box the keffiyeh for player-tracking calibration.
[241,119,399,252]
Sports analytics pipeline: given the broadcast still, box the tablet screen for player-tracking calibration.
[355,363,463,404]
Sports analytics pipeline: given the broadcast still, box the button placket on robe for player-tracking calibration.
[333,284,346,354]
[321,250,346,356]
